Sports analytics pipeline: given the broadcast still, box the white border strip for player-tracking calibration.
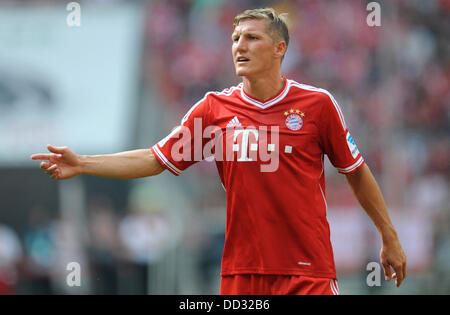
[240,80,290,109]
[152,145,182,175]
[334,280,340,295]
[319,154,328,211]
[330,279,340,295]
[319,183,327,212]
[337,156,364,174]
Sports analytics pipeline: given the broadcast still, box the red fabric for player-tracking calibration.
[152,78,364,279]
[220,274,340,295]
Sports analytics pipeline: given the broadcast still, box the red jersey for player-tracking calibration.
[151,77,364,279]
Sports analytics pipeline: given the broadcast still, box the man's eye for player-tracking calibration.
[233,37,239,42]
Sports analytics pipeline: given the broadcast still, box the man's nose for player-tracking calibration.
[235,37,248,52]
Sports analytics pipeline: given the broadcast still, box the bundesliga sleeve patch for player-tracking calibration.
[346,131,360,159]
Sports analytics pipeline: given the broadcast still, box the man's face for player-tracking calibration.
[232,19,282,78]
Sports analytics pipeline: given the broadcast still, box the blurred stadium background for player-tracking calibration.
[0,0,448,295]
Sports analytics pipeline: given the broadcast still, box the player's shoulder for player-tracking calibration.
[203,83,242,101]
[183,84,241,119]
[287,78,346,126]
[287,78,336,103]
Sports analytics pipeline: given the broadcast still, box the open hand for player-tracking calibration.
[31,145,82,180]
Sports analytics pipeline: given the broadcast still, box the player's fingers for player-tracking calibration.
[393,265,404,287]
[31,153,54,161]
[47,144,67,154]
[382,262,392,281]
[49,167,62,179]
[40,161,52,169]
[32,153,63,162]
[46,164,58,172]
[45,165,58,176]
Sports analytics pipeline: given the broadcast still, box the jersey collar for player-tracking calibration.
[239,76,290,109]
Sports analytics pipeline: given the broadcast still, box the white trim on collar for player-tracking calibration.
[239,78,290,109]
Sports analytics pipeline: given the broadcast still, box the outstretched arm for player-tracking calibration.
[345,163,407,287]
[31,144,165,180]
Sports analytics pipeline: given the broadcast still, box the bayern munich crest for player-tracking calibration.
[284,109,304,131]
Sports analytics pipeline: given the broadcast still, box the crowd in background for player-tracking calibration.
[0,0,448,294]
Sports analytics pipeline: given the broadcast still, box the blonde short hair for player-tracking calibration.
[233,7,290,48]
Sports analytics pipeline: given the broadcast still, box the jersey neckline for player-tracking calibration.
[239,76,290,109]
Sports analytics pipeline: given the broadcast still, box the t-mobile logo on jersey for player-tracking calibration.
[232,127,279,172]
[166,118,280,172]
[233,129,259,161]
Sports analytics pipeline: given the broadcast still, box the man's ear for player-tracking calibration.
[274,41,287,60]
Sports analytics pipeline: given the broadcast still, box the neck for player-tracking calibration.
[242,72,285,102]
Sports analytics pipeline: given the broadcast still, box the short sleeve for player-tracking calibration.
[319,92,365,174]
[151,95,212,176]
